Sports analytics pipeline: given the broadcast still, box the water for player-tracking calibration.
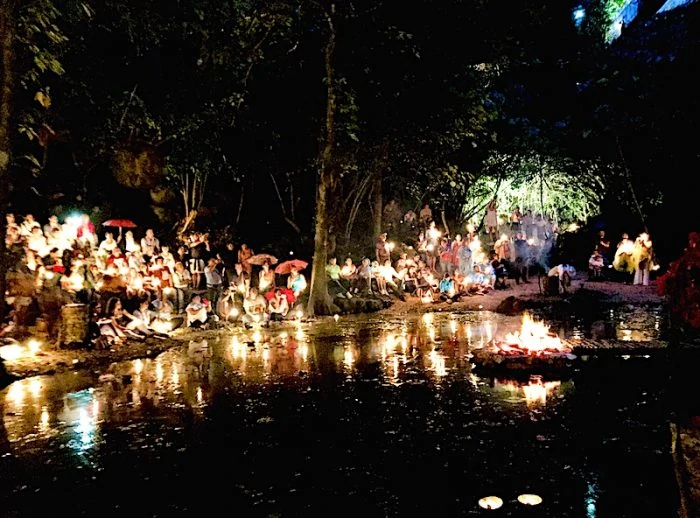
[0,312,677,517]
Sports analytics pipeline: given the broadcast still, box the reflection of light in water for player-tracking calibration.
[299,343,309,362]
[391,356,399,380]
[156,361,164,383]
[585,479,598,517]
[6,381,24,405]
[429,349,447,377]
[295,327,304,342]
[343,348,354,369]
[92,398,99,418]
[132,387,141,408]
[262,348,270,362]
[522,377,560,406]
[466,324,472,341]
[484,320,493,342]
[422,312,434,325]
[428,326,436,343]
[621,329,632,341]
[400,334,408,352]
[654,315,660,331]
[28,378,42,398]
[75,407,95,448]
[172,368,179,386]
[133,359,143,375]
[40,406,50,431]
[252,330,263,343]
[196,386,203,404]
[450,320,457,334]
[230,336,247,360]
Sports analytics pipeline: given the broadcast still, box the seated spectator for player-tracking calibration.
[438,273,458,303]
[268,288,290,321]
[287,267,307,298]
[242,287,269,327]
[340,257,357,282]
[186,294,208,328]
[129,297,169,339]
[326,257,352,298]
[351,258,373,294]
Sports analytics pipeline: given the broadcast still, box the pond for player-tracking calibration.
[0,311,678,517]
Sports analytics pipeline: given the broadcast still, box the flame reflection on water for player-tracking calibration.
[2,312,580,455]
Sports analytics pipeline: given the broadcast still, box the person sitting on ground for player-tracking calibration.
[287,266,307,298]
[151,294,184,330]
[370,260,389,295]
[340,257,357,283]
[228,263,250,299]
[438,273,458,303]
[217,284,240,321]
[268,288,290,321]
[379,259,404,299]
[326,257,353,298]
[352,258,373,294]
[185,294,208,328]
[99,297,146,343]
[242,287,269,327]
[130,296,170,339]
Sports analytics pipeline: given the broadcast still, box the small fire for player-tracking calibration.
[500,313,569,355]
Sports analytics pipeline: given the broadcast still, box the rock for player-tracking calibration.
[495,296,525,315]
[0,359,15,389]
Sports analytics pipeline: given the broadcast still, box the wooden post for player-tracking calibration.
[59,303,90,348]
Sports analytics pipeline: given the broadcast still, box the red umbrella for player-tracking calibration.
[264,287,296,305]
[103,219,137,228]
[274,259,308,275]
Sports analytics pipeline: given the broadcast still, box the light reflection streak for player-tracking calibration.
[39,406,50,431]
[6,381,24,406]
[429,349,447,377]
[28,378,42,398]
[299,343,309,362]
[343,348,354,370]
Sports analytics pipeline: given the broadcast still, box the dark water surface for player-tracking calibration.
[0,311,677,517]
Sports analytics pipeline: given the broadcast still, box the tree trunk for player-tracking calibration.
[371,141,389,238]
[307,6,338,317]
[371,165,382,238]
[0,2,15,319]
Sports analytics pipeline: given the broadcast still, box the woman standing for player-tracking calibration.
[485,199,499,241]
[633,232,654,286]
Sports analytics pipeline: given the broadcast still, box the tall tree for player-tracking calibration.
[0,0,16,318]
[307,2,338,316]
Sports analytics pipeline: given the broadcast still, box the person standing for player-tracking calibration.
[485,199,499,241]
[633,232,654,286]
[509,207,522,232]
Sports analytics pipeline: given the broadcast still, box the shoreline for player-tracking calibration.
[1,278,664,383]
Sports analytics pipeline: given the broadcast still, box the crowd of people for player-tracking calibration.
[3,203,658,347]
[4,212,309,347]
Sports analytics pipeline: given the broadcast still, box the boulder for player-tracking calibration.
[495,296,526,315]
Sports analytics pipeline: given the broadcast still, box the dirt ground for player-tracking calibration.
[0,275,664,382]
[385,275,663,315]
